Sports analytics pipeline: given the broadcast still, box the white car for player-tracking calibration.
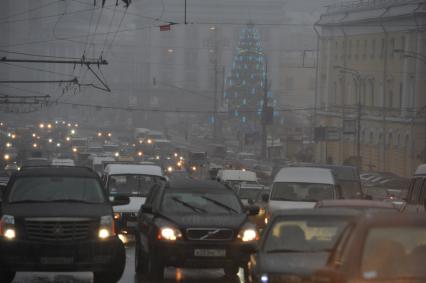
[103,163,166,241]
[269,167,340,211]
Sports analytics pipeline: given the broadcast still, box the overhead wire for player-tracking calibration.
[0,62,76,77]
[0,0,63,21]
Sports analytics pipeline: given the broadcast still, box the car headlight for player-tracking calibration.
[260,274,269,283]
[238,228,258,242]
[167,166,174,172]
[114,212,121,220]
[0,215,16,240]
[158,227,182,241]
[99,215,115,239]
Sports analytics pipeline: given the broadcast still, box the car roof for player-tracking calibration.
[104,163,163,176]
[307,164,359,181]
[361,211,426,226]
[272,208,361,217]
[274,167,335,184]
[218,170,257,181]
[415,164,426,176]
[167,179,232,193]
[316,199,398,209]
[15,166,98,178]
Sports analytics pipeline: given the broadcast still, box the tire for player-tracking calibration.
[93,242,126,283]
[145,253,164,280]
[224,264,239,277]
[0,270,15,283]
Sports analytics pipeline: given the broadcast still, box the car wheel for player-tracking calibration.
[145,253,164,280]
[93,242,126,283]
[0,270,16,283]
[224,264,239,277]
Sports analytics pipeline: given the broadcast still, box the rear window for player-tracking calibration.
[271,182,335,202]
[8,177,105,203]
[362,227,426,280]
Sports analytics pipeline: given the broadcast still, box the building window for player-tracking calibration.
[404,134,410,152]
[401,36,406,51]
[389,38,395,59]
[399,82,403,110]
[388,90,393,109]
[396,133,401,148]
[348,39,352,59]
[363,40,367,59]
[355,40,359,60]
[369,131,374,144]
[371,39,376,59]
[335,41,339,60]
[368,79,375,107]
[380,38,385,59]
[387,133,393,148]
[286,76,294,91]
[341,40,345,60]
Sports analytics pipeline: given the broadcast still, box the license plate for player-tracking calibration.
[194,249,226,257]
[40,257,74,265]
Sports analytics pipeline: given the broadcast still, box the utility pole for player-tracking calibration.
[213,51,218,143]
[356,77,362,168]
[261,57,268,160]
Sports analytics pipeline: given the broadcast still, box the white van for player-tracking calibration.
[269,167,339,211]
[402,164,426,214]
[216,169,258,190]
[103,163,166,238]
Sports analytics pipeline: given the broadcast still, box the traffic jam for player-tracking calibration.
[1,0,426,282]
[0,121,424,283]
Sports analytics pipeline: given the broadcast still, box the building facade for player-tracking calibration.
[315,0,426,177]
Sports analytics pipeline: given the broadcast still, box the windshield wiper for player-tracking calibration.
[9,200,50,204]
[171,197,207,213]
[201,196,238,214]
[266,249,307,253]
[47,199,99,204]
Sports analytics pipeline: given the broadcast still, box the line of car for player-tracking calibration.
[0,162,425,283]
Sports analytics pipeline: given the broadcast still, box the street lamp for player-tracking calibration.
[334,65,364,169]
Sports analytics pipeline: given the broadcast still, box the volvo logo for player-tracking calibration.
[53,224,64,236]
[200,229,221,240]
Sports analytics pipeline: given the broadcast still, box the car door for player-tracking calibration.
[404,178,424,214]
[138,187,161,254]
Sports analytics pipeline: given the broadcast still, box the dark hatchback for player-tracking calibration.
[248,209,361,283]
[0,166,128,283]
[135,179,259,280]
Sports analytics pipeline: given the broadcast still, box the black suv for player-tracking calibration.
[0,166,128,283]
[135,179,259,280]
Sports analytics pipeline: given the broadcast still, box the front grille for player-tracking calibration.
[25,218,93,241]
[186,228,234,241]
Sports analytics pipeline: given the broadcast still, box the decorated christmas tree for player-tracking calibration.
[224,24,276,146]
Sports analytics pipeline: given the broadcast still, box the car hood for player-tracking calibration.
[162,213,248,229]
[113,196,146,213]
[3,203,112,218]
[258,252,330,276]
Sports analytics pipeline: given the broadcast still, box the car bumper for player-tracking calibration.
[0,237,123,272]
[153,240,256,268]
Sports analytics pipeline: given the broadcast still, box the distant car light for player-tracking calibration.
[191,166,197,171]
[138,151,143,157]
[70,129,76,135]
[261,274,269,283]
[56,143,61,147]
[114,152,120,157]
[114,212,121,220]
[32,143,38,148]
[72,147,78,153]
[97,132,102,137]
[147,139,153,144]
[48,139,53,143]
[167,166,174,172]
[4,154,10,161]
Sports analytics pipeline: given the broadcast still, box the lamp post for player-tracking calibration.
[394,49,426,163]
[334,65,364,169]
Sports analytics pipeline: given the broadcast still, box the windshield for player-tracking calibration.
[271,182,335,202]
[161,191,242,214]
[108,174,164,197]
[263,216,349,253]
[238,188,263,200]
[8,177,105,203]
[361,227,426,280]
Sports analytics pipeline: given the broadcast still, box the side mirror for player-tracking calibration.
[111,195,130,206]
[245,205,260,216]
[261,193,269,203]
[312,267,345,283]
[141,204,153,214]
